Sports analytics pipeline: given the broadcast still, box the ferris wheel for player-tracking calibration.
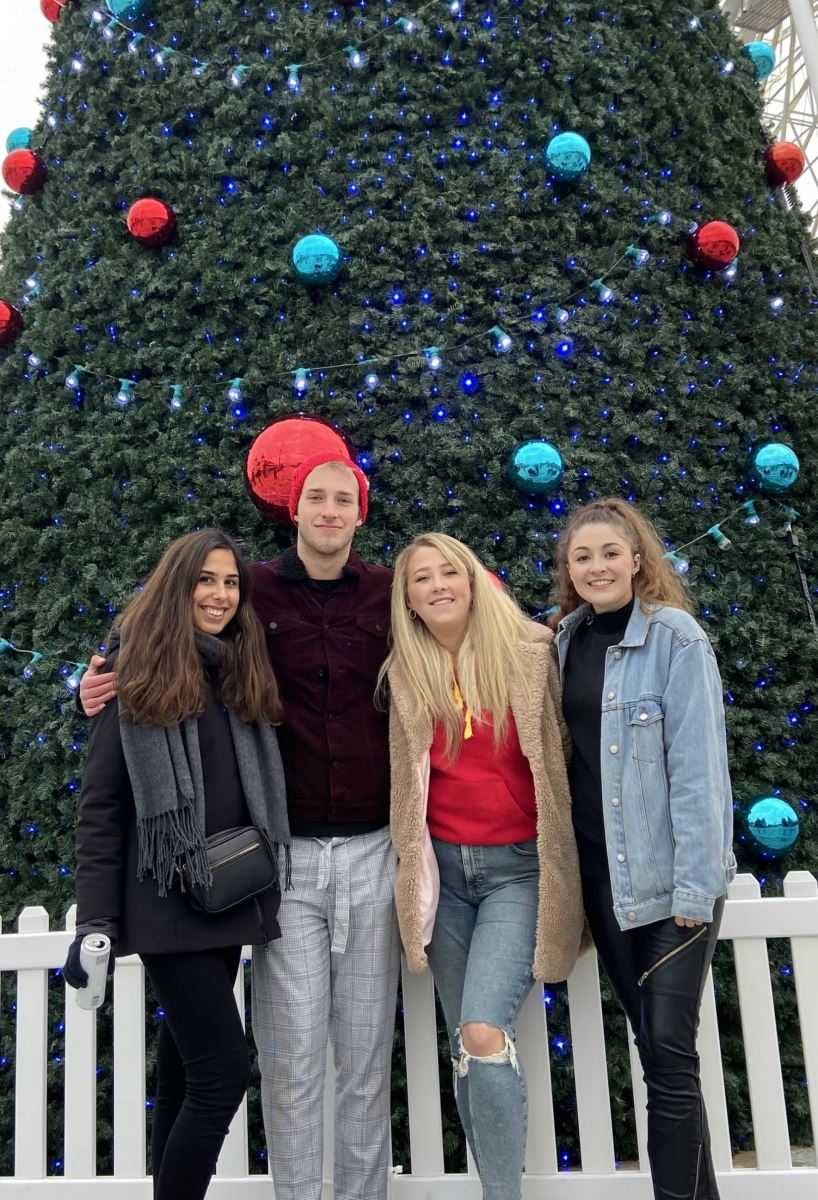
[721,1,818,238]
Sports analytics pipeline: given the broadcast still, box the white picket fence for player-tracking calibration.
[0,871,817,1198]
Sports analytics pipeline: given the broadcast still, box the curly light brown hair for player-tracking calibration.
[551,498,695,621]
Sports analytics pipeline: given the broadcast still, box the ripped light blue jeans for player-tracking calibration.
[427,838,540,1200]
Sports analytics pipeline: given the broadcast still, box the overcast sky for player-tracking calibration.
[0,10,50,240]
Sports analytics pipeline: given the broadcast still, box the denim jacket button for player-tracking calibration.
[617,852,626,863]
[613,651,622,660]
[609,744,618,754]
[640,712,648,720]
[611,797,620,806]
[607,690,615,700]
[627,911,637,921]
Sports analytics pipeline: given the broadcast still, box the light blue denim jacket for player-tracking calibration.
[555,601,736,929]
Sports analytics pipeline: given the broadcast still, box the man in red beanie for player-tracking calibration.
[80,452,397,1200]
[251,453,398,1200]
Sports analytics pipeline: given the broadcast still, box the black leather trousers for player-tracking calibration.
[582,876,725,1200]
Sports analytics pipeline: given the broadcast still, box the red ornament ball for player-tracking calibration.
[40,0,71,22]
[687,221,740,271]
[245,415,352,523]
[0,302,24,348]
[2,150,47,196]
[763,141,806,188]
[126,197,177,247]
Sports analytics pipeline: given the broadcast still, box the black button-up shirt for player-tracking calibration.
[250,548,392,834]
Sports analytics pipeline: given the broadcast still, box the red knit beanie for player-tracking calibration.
[288,452,370,525]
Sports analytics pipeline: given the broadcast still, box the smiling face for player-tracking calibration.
[294,462,362,568]
[406,545,472,652]
[191,548,240,634]
[567,521,640,614]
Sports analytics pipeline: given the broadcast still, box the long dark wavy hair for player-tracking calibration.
[551,498,695,621]
[112,528,283,726]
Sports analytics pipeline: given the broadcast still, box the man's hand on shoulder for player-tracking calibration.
[79,654,118,717]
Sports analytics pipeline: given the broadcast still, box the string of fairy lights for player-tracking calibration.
[1,3,812,687]
[0,495,805,691]
[4,3,808,413]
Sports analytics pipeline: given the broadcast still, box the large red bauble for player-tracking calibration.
[245,415,352,523]
[0,302,24,348]
[2,150,47,196]
[40,0,71,22]
[126,197,177,247]
[687,221,740,271]
[763,141,806,188]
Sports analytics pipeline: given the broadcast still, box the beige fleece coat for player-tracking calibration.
[388,621,585,983]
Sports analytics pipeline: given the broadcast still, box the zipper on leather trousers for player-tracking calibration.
[637,925,707,988]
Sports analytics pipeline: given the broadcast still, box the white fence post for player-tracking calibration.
[517,983,556,1176]
[13,907,50,1180]
[400,960,445,1177]
[567,951,616,1173]
[63,905,98,1179]
[783,870,818,1155]
[698,970,732,1172]
[113,955,146,1178]
[728,873,792,1170]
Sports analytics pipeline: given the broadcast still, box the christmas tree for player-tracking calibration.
[1,0,816,1175]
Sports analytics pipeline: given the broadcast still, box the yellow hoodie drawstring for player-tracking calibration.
[452,676,473,740]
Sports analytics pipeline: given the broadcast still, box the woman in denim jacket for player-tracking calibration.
[552,499,735,1200]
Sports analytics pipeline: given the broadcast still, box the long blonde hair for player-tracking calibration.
[380,533,530,760]
[552,498,695,620]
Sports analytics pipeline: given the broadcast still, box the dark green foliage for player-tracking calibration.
[1,0,816,1174]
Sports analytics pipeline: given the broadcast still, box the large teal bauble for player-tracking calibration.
[742,41,776,82]
[291,234,343,285]
[106,0,151,19]
[6,128,32,153]
[542,132,591,182]
[508,440,564,495]
[739,795,801,858]
[748,442,799,494]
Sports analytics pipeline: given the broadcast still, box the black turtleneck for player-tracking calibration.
[562,598,634,879]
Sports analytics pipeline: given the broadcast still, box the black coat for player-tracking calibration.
[75,670,281,956]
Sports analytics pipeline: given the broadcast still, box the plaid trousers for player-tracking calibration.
[252,827,401,1200]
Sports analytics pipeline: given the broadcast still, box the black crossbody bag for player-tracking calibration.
[180,826,279,914]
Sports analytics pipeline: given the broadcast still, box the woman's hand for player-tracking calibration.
[674,916,703,928]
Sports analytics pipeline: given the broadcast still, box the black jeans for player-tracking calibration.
[141,946,250,1200]
[582,876,725,1200]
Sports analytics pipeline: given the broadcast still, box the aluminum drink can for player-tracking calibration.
[76,933,111,1010]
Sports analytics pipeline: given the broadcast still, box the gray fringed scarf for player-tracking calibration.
[117,630,290,898]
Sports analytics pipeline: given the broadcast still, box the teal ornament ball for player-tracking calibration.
[6,128,32,153]
[742,40,776,82]
[106,0,151,19]
[748,442,799,494]
[740,795,800,858]
[292,234,343,285]
[508,440,564,495]
[542,132,591,182]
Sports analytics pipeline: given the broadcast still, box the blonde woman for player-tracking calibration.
[382,533,584,1200]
